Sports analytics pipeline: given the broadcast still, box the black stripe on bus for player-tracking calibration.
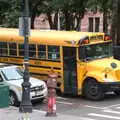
[0,56,61,62]
[0,61,61,70]
[30,65,51,69]
[30,65,61,70]
[31,72,62,78]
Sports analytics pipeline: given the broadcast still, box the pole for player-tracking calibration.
[19,0,32,113]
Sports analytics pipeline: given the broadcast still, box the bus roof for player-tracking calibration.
[0,28,105,47]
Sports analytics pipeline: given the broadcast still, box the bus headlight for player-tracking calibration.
[103,78,114,82]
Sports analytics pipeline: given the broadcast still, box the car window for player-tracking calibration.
[0,74,3,82]
[2,67,23,81]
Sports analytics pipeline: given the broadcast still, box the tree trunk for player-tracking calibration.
[30,1,41,29]
[75,13,82,31]
[103,11,108,33]
[47,12,54,29]
[110,0,118,45]
[116,0,120,45]
[54,12,58,30]
[31,13,36,29]
[64,10,71,30]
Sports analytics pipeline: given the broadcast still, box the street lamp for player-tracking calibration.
[19,0,32,113]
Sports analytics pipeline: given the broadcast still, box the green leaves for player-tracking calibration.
[0,0,21,27]
[0,0,115,32]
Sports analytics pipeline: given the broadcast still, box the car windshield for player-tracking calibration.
[79,42,113,61]
[2,67,23,81]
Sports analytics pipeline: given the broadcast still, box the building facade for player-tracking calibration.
[34,12,110,32]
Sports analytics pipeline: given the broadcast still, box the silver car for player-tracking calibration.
[0,63,48,106]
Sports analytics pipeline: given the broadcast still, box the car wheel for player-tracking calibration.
[9,91,19,106]
[83,79,104,100]
[114,90,120,95]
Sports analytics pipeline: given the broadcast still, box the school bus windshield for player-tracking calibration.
[79,42,113,61]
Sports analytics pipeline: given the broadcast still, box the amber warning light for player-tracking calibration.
[104,34,111,41]
[79,36,90,45]
[83,39,89,44]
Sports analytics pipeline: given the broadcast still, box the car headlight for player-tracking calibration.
[43,82,47,89]
[16,87,22,91]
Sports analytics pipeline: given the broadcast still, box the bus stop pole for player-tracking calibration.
[19,0,32,113]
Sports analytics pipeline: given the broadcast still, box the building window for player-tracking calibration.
[48,45,60,61]
[38,45,46,59]
[88,17,100,32]
[29,44,36,58]
[89,17,93,32]
[95,17,100,32]
[9,43,17,56]
[0,42,8,56]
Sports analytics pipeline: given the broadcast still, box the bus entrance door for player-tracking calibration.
[63,47,77,95]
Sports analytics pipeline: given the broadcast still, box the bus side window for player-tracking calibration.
[0,42,8,56]
[9,42,17,56]
[48,45,60,61]
[29,44,36,58]
[19,44,24,56]
[38,45,46,59]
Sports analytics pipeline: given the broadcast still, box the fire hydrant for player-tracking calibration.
[45,69,58,116]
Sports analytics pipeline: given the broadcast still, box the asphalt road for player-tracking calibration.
[33,92,120,120]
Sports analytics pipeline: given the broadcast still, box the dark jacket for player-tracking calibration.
[47,78,57,97]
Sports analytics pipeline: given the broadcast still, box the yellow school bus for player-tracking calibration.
[0,28,120,100]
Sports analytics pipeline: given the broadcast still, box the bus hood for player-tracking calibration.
[86,58,120,82]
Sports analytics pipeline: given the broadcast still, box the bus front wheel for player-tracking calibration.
[83,79,104,100]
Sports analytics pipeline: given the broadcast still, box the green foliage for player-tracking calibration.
[0,0,115,32]
[0,0,21,28]
[86,0,113,12]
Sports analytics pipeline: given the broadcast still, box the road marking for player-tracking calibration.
[56,101,73,105]
[103,104,120,109]
[116,107,120,109]
[56,96,68,100]
[34,109,96,120]
[88,113,120,119]
[34,109,46,113]
[76,117,96,120]
[103,109,120,114]
[84,105,105,109]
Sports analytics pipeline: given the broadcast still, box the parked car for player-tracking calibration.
[0,63,48,106]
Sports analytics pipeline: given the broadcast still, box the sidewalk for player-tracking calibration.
[0,106,88,120]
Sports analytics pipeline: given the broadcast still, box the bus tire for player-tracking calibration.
[83,79,104,100]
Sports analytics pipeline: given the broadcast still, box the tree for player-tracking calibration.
[110,0,118,44]
[29,0,45,29]
[0,0,21,28]
[0,0,88,30]
[111,0,120,45]
[54,0,86,30]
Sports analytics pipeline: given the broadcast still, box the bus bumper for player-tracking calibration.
[101,82,120,92]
